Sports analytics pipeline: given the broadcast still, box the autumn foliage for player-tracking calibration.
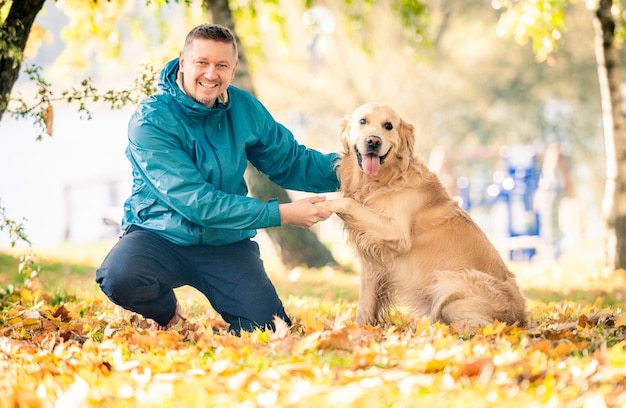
[0,257,624,408]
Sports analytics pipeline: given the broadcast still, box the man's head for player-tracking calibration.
[179,24,239,107]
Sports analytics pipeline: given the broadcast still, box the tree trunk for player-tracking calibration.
[245,166,337,267]
[202,0,337,268]
[594,0,626,269]
[0,0,47,121]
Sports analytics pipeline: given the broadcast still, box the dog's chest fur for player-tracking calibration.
[339,159,463,266]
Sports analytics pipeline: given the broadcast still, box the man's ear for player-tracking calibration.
[231,59,239,79]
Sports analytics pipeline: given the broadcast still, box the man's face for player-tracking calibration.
[179,38,238,107]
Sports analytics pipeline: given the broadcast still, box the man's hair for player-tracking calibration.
[184,23,238,57]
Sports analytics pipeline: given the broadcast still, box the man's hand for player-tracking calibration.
[279,196,333,228]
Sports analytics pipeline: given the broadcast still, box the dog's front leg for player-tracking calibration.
[317,198,409,248]
[357,266,380,326]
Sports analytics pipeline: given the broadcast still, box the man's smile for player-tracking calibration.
[199,81,219,88]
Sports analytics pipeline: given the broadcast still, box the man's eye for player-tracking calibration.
[384,122,393,131]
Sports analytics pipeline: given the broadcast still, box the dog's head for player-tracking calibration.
[340,102,416,177]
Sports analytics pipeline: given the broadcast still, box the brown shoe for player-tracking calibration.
[149,302,186,331]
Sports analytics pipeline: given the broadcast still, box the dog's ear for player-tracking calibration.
[400,119,417,157]
[339,116,351,153]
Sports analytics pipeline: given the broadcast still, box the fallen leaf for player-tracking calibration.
[615,314,626,328]
[319,329,353,351]
[552,341,575,357]
[482,321,508,336]
[459,357,494,377]
[530,340,552,354]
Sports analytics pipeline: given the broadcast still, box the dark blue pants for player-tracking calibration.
[95,227,291,335]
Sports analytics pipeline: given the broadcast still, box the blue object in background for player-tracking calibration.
[499,147,541,261]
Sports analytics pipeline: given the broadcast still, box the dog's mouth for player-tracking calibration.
[355,148,390,177]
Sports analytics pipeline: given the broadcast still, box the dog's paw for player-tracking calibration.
[315,200,334,212]
[356,311,378,327]
[318,197,358,214]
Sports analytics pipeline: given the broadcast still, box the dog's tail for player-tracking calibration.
[428,269,528,328]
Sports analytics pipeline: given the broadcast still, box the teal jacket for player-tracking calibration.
[121,58,339,246]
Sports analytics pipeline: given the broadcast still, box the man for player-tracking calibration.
[96,24,338,335]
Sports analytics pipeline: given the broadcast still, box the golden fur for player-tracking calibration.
[318,103,528,328]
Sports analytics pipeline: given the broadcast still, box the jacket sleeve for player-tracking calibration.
[244,102,340,193]
[127,111,281,230]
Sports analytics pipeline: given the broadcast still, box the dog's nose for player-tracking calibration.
[365,135,382,152]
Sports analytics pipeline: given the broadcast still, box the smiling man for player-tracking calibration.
[95,24,339,335]
[178,29,238,107]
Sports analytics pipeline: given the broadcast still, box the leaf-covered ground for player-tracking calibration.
[1,241,626,408]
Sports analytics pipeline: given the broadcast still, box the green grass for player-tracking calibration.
[1,243,624,310]
[0,251,99,294]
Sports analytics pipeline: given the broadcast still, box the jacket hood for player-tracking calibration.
[158,58,230,116]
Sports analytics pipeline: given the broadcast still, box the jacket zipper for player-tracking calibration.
[199,115,223,245]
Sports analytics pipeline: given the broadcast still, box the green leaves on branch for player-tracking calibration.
[0,200,39,283]
[7,63,158,140]
[393,0,429,44]
[0,202,30,248]
[493,0,571,63]
[494,0,626,64]
[0,22,24,70]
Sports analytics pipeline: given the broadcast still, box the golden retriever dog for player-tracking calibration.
[318,103,528,329]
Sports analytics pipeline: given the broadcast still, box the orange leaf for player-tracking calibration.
[459,357,494,377]
[552,342,575,357]
[43,104,54,136]
[319,329,353,351]
[530,340,552,354]
[53,304,72,321]
[41,318,59,332]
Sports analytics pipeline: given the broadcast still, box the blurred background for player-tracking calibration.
[0,0,616,266]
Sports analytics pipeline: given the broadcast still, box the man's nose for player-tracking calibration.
[203,65,219,78]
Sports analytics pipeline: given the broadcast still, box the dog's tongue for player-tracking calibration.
[362,154,381,176]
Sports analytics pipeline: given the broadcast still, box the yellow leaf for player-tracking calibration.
[425,359,451,373]
[22,318,42,328]
[19,288,36,303]
[298,310,326,333]
[615,314,626,328]
[482,320,507,336]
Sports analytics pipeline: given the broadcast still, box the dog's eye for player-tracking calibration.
[383,122,393,131]
[359,118,367,125]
